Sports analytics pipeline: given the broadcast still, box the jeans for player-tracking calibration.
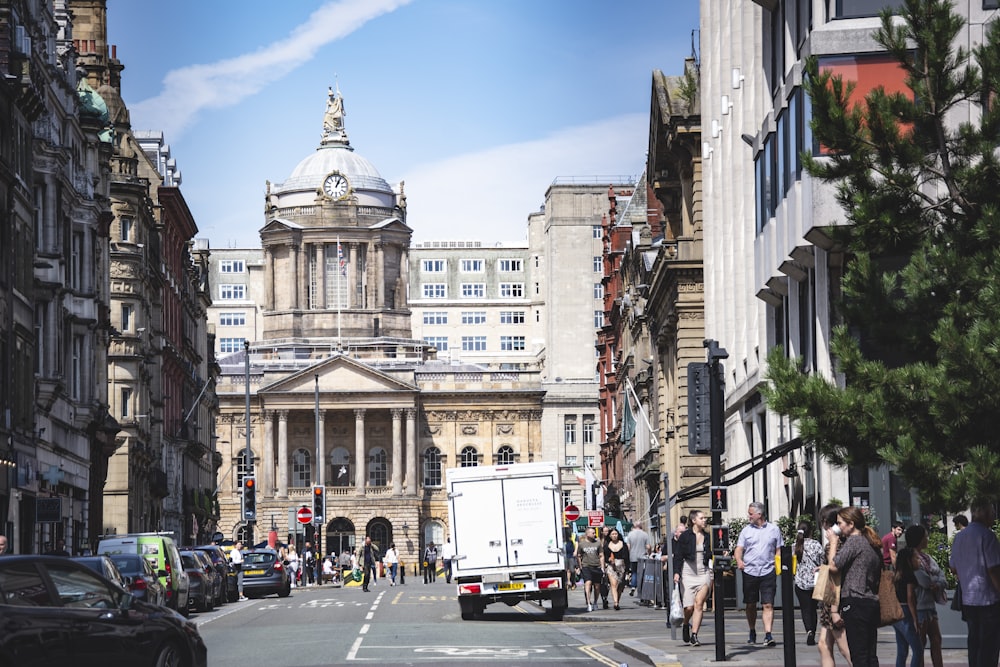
[893,606,922,667]
[841,596,880,667]
[964,602,1000,667]
[389,562,398,582]
[794,585,818,633]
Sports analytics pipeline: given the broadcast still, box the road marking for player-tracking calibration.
[413,647,547,658]
[577,642,622,667]
[359,624,370,635]
[346,636,363,661]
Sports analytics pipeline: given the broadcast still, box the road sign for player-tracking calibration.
[564,504,580,521]
[296,505,313,524]
[587,510,605,527]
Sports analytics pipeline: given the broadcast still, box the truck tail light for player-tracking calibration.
[458,583,482,595]
[537,578,562,590]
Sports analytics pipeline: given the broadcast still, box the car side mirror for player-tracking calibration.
[119,591,135,612]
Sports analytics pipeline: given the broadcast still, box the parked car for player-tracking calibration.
[179,550,214,613]
[71,555,128,591]
[97,532,189,616]
[0,555,207,667]
[191,550,222,609]
[107,553,167,607]
[241,548,291,598]
[193,544,234,604]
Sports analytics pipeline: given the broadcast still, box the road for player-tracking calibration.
[193,581,661,666]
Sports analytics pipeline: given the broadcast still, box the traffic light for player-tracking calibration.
[687,362,712,454]
[242,476,257,522]
[709,485,728,512]
[312,485,325,523]
[711,524,730,553]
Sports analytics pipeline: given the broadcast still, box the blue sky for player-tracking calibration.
[106,0,699,249]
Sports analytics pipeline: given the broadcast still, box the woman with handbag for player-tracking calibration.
[794,521,824,646]
[893,547,923,667]
[673,510,714,646]
[827,506,883,667]
[816,504,852,667]
[906,525,946,667]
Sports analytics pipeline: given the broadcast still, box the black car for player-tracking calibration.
[107,553,167,607]
[71,555,129,591]
[0,555,207,667]
[193,544,234,604]
[241,548,291,598]
[179,551,214,613]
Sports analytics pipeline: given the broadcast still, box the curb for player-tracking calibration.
[613,638,682,667]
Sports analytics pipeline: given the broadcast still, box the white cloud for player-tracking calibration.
[403,113,647,244]
[131,0,412,138]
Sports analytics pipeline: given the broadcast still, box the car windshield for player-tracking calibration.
[243,552,275,566]
[180,554,199,568]
[109,556,142,575]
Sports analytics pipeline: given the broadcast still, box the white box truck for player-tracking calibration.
[447,461,568,620]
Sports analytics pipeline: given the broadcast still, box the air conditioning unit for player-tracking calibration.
[14,26,32,56]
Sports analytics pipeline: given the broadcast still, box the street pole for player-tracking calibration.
[314,374,322,580]
[706,339,728,663]
[244,340,254,546]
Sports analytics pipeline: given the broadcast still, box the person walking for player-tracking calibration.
[734,501,783,646]
[565,535,577,589]
[230,541,247,601]
[626,522,651,596]
[441,538,454,584]
[423,542,438,583]
[286,544,300,587]
[602,527,629,611]
[826,505,883,667]
[339,548,353,580]
[361,536,380,592]
[907,525,945,667]
[383,543,399,585]
[949,502,1000,667]
[893,547,923,667]
[816,503,852,667]
[794,520,824,646]
[883,522,904,570]
[576,526,602,612]
[673,510,713,646]
[302,542,316,586]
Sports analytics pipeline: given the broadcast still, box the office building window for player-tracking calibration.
[584,455,595,468]
[219,338,246,354]
[461,311,487,324]
[593,225,602,238]
[422,259,446,272]
[422,283,447,298]
[564,419,577,445]
[219,312,246,326]
[499,283,524,298]
[460,259,484,272]
[499,311,524,324]
[595,310,604,328]
[565,455,578,466]
[120,387,132,419]
[423,336,449,351]
[121,304,133,332]
[220,260,245,273]
[499,258,523,272]
[594,283,603,299]
[120,217,133,242]
[583,421,596,445]
[500,336,525,351]
[423,311,448,325]
[593,257,602,272]
[461,336,487,351]
[461,283,485,298]
[219,284,246,300]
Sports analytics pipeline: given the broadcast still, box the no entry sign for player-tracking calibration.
[296,506,313,524]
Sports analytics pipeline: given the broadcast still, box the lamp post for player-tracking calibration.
[314,374,322,564]
[244,340,254,546]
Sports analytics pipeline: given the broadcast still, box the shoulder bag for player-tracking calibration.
[878,569,904,626]
[811,564,841,606]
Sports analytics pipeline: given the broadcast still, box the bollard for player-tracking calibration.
[780,545,796,667]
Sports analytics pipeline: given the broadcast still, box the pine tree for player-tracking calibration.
[764,0,1000,510]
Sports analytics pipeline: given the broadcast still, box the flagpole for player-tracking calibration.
[624,377,660,449]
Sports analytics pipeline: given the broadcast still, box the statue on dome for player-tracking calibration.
[323,86,345,137]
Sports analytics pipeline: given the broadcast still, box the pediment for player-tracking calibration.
[259,354,417,395]
[368,217,412,233]
[260,218,304,235]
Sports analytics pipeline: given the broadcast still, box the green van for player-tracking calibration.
[97,532,190,615]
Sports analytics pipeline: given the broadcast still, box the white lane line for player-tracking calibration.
[347,636,364,661]
[365,612,374,620]
[359,623,370,635]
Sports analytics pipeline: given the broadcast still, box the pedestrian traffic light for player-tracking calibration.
[687,362,712,455]
[709,485,728,512]
[242,476,256,522]
[711,524,730,553]
[312,485,325,523]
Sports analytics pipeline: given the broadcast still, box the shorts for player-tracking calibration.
[742,571,777,605]
[917,608,937,623]
[581,566,604,584]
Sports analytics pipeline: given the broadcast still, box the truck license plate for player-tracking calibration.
[498,582,524,591]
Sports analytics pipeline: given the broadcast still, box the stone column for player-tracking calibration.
[405,408,417,495]
[263,411,275,494]
[264,247,274,310]
[277,410,289,498]
[317,409,327,486]
[317,243,327,309]
[289,245,300,310]
[391,408,403,495]
[296,244,307,310]
[375,242,385,308]
[350,242,360,309]
[354,408,366,496]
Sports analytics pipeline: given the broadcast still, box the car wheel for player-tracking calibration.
[201,595,213,613]
[153,641,187,667]
[278,582,291,598]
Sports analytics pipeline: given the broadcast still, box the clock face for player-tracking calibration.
[324,174,348,199]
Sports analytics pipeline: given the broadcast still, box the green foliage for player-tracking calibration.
[776,515,818,544]
[925,530,957,589]
[764,0,1000,511]
[727,517,748,553]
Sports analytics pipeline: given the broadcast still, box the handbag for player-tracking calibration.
[950,583,962,611]
[811,564,841,606]
[669,582,685,627]
[878,569,904,626]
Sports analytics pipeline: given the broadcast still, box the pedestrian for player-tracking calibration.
[339,548,353,580]
[564,535,577,589]
[949,502,1000,667]
[602,527,629,611]
[816,503,851,667]
[286,544,300,588]
[883,522,904,570]
[322,554,335,584]
[734,501,783,647]
[906,525,945,667]
[951,514,968,533]
[794,520,824,646]
[423,541,438,583]
[361,536,380,592]
[0,534,8,555]
[892,547,923,667]
[230,541,247,601]
[626,522,651,596]
[383,543,399,585]
[826,505,883,667]
[441,537,454,584]
[302,542,315,586]
[576,526,603,612]
[673,510,713,646]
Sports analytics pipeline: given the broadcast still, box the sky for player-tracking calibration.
[106,0,700,249]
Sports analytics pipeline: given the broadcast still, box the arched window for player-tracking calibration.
[423,447,442,486]
[330,447,351,487]
[423,520,445,549]
[496,445,515,465]
[368,447,387,486]
[291,449,311,487]
[460,446,479,468]
[368,518,391,552]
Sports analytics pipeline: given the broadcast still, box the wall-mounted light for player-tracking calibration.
[711,119,721,138]
[721,94,732,115]
[732,67,745,90]
[741,133,755,147]
[702,141,713,159]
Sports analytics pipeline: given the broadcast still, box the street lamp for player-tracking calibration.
[244,340,254,546]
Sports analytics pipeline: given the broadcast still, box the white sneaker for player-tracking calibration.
[587,603,593,612]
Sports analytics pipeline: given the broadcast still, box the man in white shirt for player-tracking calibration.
[229,541,246,600]
[626,523,652,595]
